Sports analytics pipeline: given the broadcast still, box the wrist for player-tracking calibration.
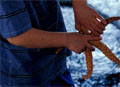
[72,0,87,9]
[63,33,69,48]
[65,32,75,49]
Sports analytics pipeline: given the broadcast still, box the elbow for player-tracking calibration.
[7,28,34,48]
[7,36,24,47]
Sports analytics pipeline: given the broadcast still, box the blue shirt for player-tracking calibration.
[0,0,71,86]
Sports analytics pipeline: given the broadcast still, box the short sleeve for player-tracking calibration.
[0,0,32,39]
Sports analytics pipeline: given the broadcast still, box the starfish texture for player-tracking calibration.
[80,17,120,79]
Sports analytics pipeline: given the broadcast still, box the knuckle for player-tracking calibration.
[99,24,104,28]
[97,29,102,34]
[93,29,98,34]
[96,21,100,26]
[95,27,100,32]
[95,31,99,35]
[89,28,94,32]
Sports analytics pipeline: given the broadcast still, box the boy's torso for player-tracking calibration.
[0,0,70,86]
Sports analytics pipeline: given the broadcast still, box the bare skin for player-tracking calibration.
[72,0,107,35]
[6,0,111,80]
[7,0,105,55]
[7,28,101,53]
[71,0,120,79]
[7,0,103,57]
[80,17,120,79]
[56,0,107,53]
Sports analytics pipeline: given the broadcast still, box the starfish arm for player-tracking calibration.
[82,49,93,79]
[90,41,120,67]
[80,25,94,79]
[56,16,120,79]
[80,17,120,79]
[106,17,120,26]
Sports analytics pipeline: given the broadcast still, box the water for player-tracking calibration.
[61,0,120,86]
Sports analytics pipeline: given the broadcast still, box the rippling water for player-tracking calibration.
[61,1,120,86]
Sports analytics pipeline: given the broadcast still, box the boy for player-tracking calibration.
[0,0,106,86]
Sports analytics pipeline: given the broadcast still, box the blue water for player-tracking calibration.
[61,0,120,86]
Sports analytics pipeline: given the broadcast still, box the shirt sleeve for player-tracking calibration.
[0,0,32,39]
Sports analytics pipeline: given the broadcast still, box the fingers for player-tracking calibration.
[86,35,102,41]
[85,43,94,51]
[93,18,105,31]
[81,20,104,35]
[75,24,81,31]
[75,45,95,54]
[89,13,106,35]
[75,17,106,35]
[75,24,84,34]
[75,24,86,35]
[82,23,100,36]
[95,14,107,25]
[89,23,103,35]
[89,17,105,35]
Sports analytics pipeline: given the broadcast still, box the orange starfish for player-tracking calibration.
[80,17,120,79]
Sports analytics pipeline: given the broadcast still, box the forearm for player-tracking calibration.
[72,0,87,8]
[7,28,67,49]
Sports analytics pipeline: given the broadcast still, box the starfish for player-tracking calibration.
[80,16,120,79]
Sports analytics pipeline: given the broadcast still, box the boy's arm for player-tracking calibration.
[72,0,106,35]
[7,28,101,53]
[7,28,67,49]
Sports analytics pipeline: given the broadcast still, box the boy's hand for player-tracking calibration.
[66,33,102,54]
[73,4,106,35]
